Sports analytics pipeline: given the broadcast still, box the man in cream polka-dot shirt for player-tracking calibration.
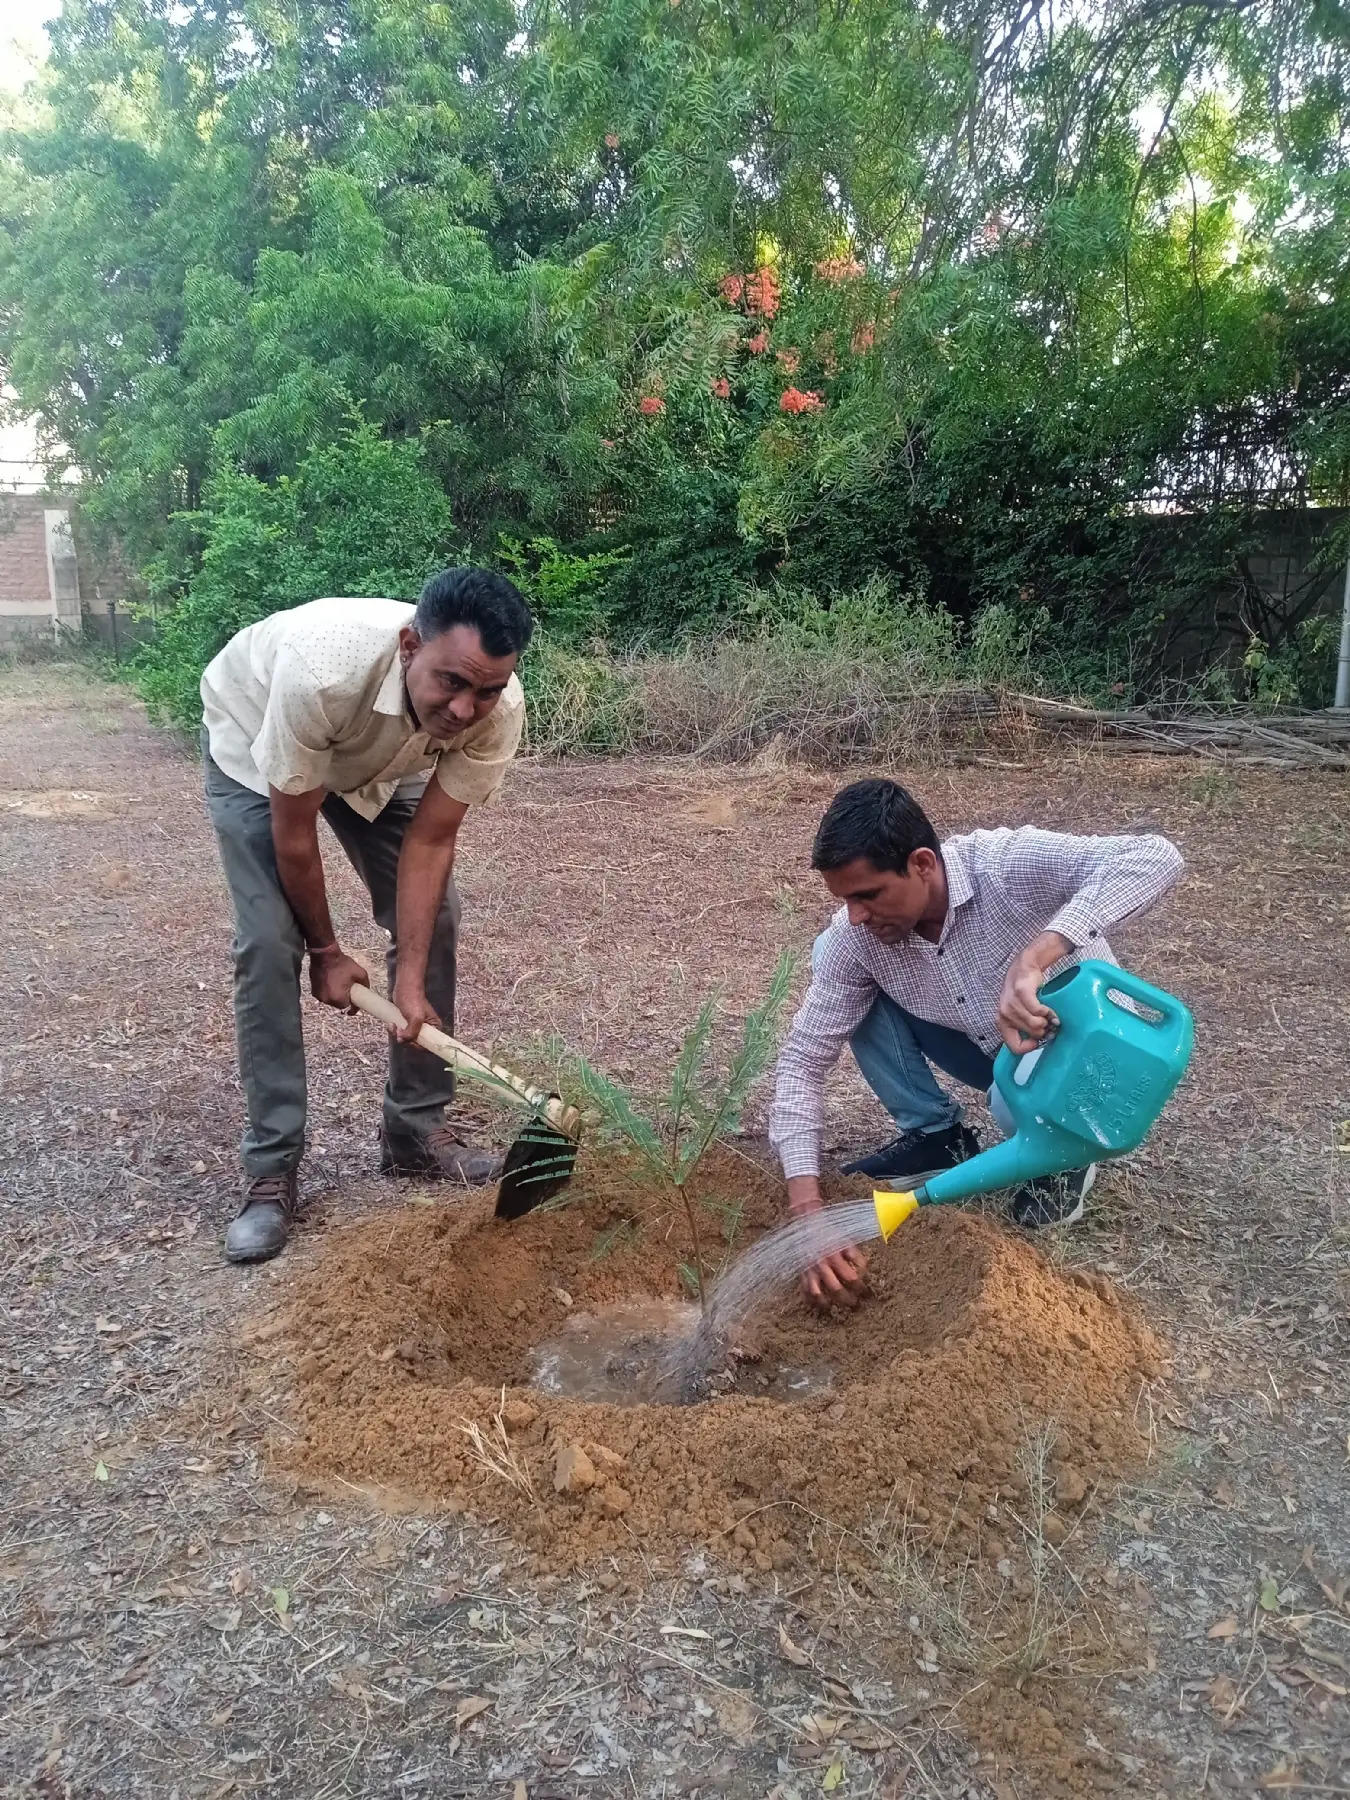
[200,568,532,1264]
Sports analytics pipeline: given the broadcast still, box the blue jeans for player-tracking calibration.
[816,930,995,1137]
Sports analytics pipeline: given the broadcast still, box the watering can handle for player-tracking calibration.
[1090,962,1188,1028]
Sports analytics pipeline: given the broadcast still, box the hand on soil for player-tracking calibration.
[309,949,370,1013]
[800,1243,870,1310]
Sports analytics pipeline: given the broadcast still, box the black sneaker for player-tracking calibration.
[841,1121,981,1183]
[1010,1165,1097,1229]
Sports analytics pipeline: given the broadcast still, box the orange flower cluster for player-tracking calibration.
[776,347,800,374]
[814,255,864,283]
[638,395,665,416]
[779,387,825,414]
[851,321,877,353]
[718,266,780,318]
[744,266,780,318]
[746,330,770,354]
[710,377,731,398]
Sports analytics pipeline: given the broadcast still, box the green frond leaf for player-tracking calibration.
[679,948,801,1171]
[668,992,718,1147]
[571,1055,670,1182]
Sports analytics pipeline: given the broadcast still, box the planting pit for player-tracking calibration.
[530,1297,836,1404]
[277,1145,1164,1572]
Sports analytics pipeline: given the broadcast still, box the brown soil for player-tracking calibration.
[276,1144,1163,1573]
[0,784,127,818]
[7,664,1346,1798]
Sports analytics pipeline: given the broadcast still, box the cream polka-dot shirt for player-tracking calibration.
[201,598,525,820]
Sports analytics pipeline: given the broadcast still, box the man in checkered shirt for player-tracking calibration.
[769,778,1183,1305]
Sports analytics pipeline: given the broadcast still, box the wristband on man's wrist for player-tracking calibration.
[308,941,340,959]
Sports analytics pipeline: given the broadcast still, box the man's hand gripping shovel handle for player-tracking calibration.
[348,984,580,1140]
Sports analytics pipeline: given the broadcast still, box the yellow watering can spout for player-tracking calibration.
[873,1188,920,1241]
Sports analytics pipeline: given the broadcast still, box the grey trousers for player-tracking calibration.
[203,744,458,1177]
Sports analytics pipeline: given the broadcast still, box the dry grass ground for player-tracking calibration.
[1,661,1347,1799]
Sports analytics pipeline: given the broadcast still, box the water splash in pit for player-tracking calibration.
[529,1199,882,1405]
[530,1298,832,1407]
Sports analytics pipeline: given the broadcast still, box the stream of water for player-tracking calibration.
[666,1196,883,1388]
[528,1197,884,1406]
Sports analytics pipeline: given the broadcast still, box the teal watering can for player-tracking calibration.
[873,959,1194,1239]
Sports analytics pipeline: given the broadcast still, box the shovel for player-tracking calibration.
[350,985,581,1216]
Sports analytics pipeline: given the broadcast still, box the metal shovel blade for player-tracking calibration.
[494,1117,580,1219]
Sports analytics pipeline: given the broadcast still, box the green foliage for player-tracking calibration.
[743,578,962,679]
[521,637,645,754]
[500,536,647,749]
[498,537,630,646]
[1242,615,1342,711]
[133,425,456,728]
[1,0,1347,706]
[571,949,798,1307]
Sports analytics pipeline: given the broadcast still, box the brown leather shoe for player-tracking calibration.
[224,1171,298,1264]
[380,1123,504,1185]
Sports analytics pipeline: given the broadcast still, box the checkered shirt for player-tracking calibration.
[769,826,1184,1179]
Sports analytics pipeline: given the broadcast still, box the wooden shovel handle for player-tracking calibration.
[349,985,577,1136]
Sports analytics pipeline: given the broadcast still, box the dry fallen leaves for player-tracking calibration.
[1207,1674,1240,1717]
[778,1621,812,1667]
[1208,1615,1239,1640]
[715,1690,760,1745]
[799,1712,841,1747]
[455,1695,493,1729]
[1287,1663,1348,1697]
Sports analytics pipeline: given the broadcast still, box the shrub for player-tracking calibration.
[521,637,645,754]
[133,425,457,729]
[497,536,630,647]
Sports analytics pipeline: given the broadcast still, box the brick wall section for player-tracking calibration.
[0,492,132,643]
[0,495,53,614]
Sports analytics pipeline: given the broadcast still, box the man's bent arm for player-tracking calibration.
[995,828,1184,1050]
[270,786,370,1010]
[392,779,469,1040]
[269,786,338,949]
[996,827,1184,950]
[769,929,877,1199]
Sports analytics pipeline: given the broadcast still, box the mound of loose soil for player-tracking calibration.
[272,1146,1163,1573]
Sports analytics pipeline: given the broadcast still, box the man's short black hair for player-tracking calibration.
[811,778,940,875]
[414,566,534,657]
